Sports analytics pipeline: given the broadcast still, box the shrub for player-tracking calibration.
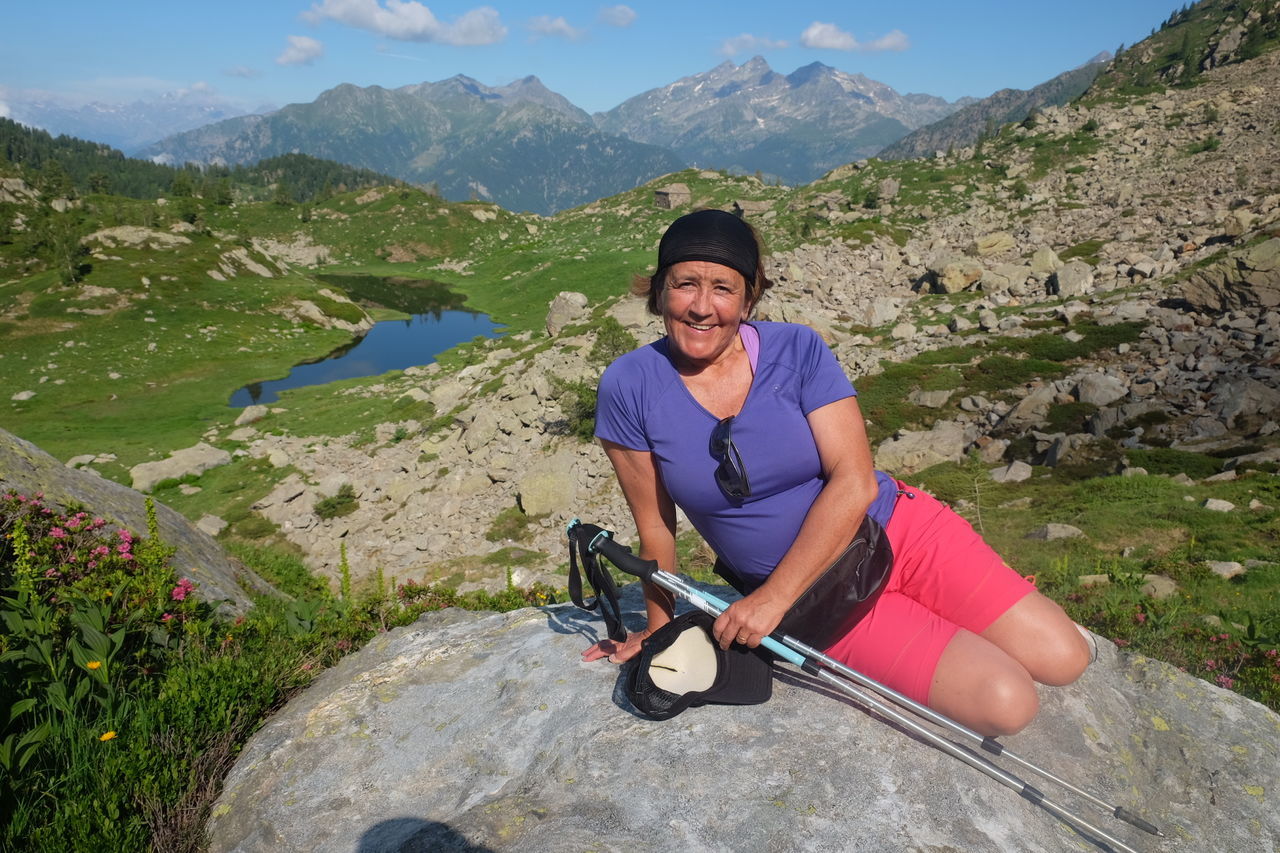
[588,316,637,367]
[551,376,599,442]
[314,484,357,520]
[1187,135,1222,155]
[486,505,532,543]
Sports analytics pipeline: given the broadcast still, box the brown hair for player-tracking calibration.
[630,211,774,317]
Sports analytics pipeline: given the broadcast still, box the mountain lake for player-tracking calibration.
[229,275,501,407]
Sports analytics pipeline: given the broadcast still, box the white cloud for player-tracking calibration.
[225,65,261,79]
[865,29,910,51]
[598,5,635,27]
[718,34,788,57]
[277,35,325,65]
[0,100,9,119]
[304,0,507,45]
[527,15,585,41]
[800,22,909,53]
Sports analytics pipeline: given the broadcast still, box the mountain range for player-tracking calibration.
[594,56,971,182]
[4,90,271,154]
[62,55,1093,215]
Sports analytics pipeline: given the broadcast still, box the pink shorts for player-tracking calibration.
[822,481,1034,705]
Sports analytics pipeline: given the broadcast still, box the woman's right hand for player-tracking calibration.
[581,627,654,664]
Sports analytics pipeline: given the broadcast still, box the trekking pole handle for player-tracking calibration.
[589,536,660,583]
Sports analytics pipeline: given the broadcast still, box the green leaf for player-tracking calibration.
[7,697,38,722]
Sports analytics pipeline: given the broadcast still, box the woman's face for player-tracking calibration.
[660,260,751,370]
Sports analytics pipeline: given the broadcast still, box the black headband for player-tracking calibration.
[656,209,758,284]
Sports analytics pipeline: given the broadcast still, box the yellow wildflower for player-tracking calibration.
[86,660,102,670]
[99,731,117,742]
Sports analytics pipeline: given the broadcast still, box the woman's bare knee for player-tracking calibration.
[929,631,1040,736]
[983,593,1092,686]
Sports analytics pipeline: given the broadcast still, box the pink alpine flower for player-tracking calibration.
[171,578,195,601]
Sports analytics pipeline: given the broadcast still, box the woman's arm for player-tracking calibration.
[711,395,880,649]
[580,439,679,663]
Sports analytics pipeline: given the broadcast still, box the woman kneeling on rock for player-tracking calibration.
[581,208,1091,736]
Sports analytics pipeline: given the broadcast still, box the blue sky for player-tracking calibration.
[2,0,1182,116]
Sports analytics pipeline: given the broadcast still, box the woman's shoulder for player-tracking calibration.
[599,338,677,391]
[754,321,829,361]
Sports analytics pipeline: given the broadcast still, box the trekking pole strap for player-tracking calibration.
[566,520,626,642]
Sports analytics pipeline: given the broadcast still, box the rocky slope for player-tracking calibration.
[877,58,1107,161]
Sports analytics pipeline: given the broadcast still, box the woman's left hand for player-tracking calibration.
[712,591,789,650]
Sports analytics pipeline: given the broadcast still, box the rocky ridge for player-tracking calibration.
[202,51,1280,597]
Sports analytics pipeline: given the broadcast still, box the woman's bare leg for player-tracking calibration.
[981,590,1092,686]
[929,630,1039,735]
[928,592,1091,736]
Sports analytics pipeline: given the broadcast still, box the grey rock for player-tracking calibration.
[129,442,232,493]
[990,460,1033,483]
[1050,260,1096,298]
[907,389,952,409]
[205,589,1280,853]
[0,428,274,615]
[1025,523,1084,541]
[11,390,35,401]
[874,421,970,475]
[1203,498,1236,512]
[1205,560,1246,580]
[935,258,985,293]
[1074,373,1129,407]
[546,291,590,337]
[973,231,1016,257]
[235,405,269,426]
[515,447,578,518]
[1029,246,1062,276]
[197,514,228,537]
[1183,237,1280,312]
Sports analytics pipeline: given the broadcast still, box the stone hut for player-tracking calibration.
[733,199,771,218]
[653,183,691,209]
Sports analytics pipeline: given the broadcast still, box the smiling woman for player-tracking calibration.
[582,207,1092,737]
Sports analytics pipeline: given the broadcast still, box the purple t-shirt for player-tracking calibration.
[596,321,896,585]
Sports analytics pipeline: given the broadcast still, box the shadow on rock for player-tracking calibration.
[358,817,495,852]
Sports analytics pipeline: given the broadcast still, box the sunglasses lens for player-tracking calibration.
[710,417,750,498]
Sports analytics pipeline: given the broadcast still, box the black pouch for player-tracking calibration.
[713,515,894,650]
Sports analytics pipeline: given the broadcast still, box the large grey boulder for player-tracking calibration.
[546,291,590,336]
[205,584,1280,852]
[0,428,275,615]
[129,442,232,493]
[874,421,970,474]
[1183,237,1280,312]
[1050,260,1096,298]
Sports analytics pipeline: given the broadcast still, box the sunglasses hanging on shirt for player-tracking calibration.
[710,415,751,499]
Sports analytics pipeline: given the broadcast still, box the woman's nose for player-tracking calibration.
[689,286,713,314]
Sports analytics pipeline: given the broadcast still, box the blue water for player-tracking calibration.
[230,281,500,406]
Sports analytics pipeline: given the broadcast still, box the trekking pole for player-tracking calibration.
[775,632,1161,837]
[571,523,1154,853]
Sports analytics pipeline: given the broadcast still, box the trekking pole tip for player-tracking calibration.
[1114,807,1161,836]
